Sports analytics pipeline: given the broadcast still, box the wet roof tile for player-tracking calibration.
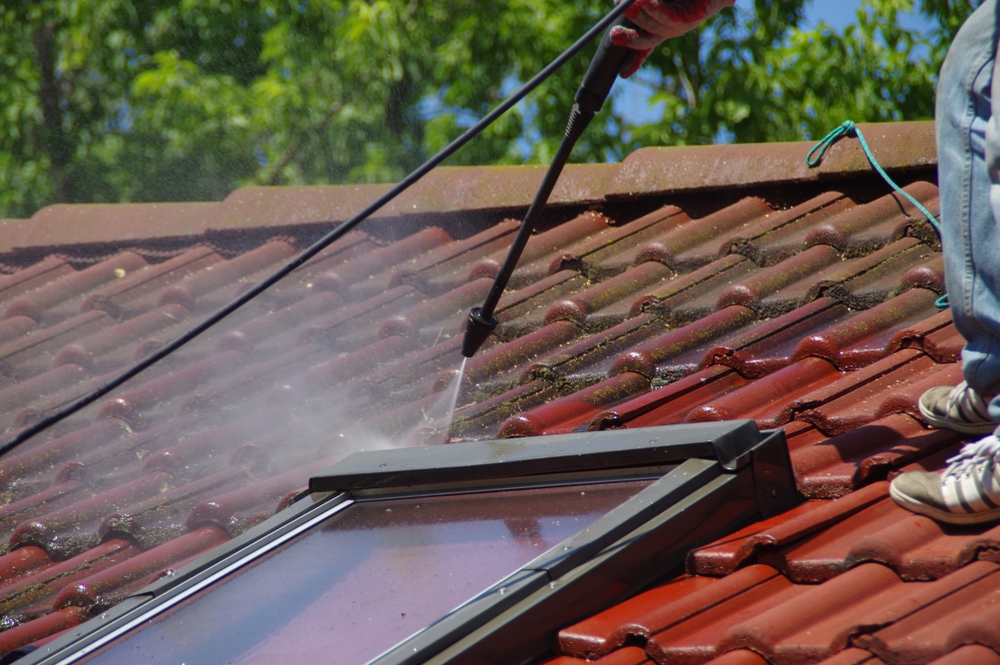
[1,122,994,663]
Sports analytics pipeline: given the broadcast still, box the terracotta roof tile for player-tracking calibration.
[2,122,993,662]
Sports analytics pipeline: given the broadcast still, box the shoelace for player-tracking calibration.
[943,435,1000,480]
[946,380,980,414]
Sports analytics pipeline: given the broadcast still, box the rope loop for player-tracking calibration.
[806,120,856,167]
[807,120,947,309]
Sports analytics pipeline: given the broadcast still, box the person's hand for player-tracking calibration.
[611,0,735,77]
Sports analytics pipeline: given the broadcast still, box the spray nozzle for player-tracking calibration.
[462,307,498,358]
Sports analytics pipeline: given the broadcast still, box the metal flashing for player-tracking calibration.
[310,420,764,494]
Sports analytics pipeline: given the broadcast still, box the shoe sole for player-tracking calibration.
[918,402,998,435]
[889,482,1000,525]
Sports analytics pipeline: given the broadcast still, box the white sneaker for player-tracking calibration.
[918,381,997,435]
[890,434,1000,524]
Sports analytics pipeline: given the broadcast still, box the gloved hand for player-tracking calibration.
[611,0,735,77]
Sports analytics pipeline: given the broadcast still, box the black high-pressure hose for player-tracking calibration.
[461,15,640,358]
[0,1,638,459]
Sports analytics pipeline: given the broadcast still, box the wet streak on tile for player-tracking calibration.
[497,372,651,437]
[523,314,669,387]
[462,321,585,394]
[8,473,171,559]
[99,467,248,549]
[450,379,560,440]
[685,357,844,428]
[53,526,230,614]
[0,607,88,654]
[792,289,942,370]
[0,547,53,586]
[700,298,851,379]
[0,539,137,624]
[610,307,758,381]
[592,366,750,431]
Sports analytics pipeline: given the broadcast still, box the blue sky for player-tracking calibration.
[611,0,940,132]
[808,0,937,33]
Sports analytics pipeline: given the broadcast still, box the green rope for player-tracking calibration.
[807,120,948,309]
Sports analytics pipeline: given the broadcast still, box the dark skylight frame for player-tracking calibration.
[19,420,798,665]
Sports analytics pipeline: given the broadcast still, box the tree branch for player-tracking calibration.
[266,100,343,185]
[33,20,74,202]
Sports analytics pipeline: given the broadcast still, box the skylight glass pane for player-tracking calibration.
[82,480,650,665]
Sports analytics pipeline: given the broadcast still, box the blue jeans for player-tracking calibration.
[938,0,1000,417]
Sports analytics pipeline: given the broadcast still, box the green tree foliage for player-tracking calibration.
[0,0,982,218]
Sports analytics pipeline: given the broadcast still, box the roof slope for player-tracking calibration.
[0,121,985,663]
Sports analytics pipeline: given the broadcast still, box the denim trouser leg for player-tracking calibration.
[937,0,1000,417]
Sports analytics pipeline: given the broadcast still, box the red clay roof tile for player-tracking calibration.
[2,123,993,663]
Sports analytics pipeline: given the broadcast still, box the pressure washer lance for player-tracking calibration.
[461,16,640,358]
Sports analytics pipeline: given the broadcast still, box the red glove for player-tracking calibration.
[611,0,735,77]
